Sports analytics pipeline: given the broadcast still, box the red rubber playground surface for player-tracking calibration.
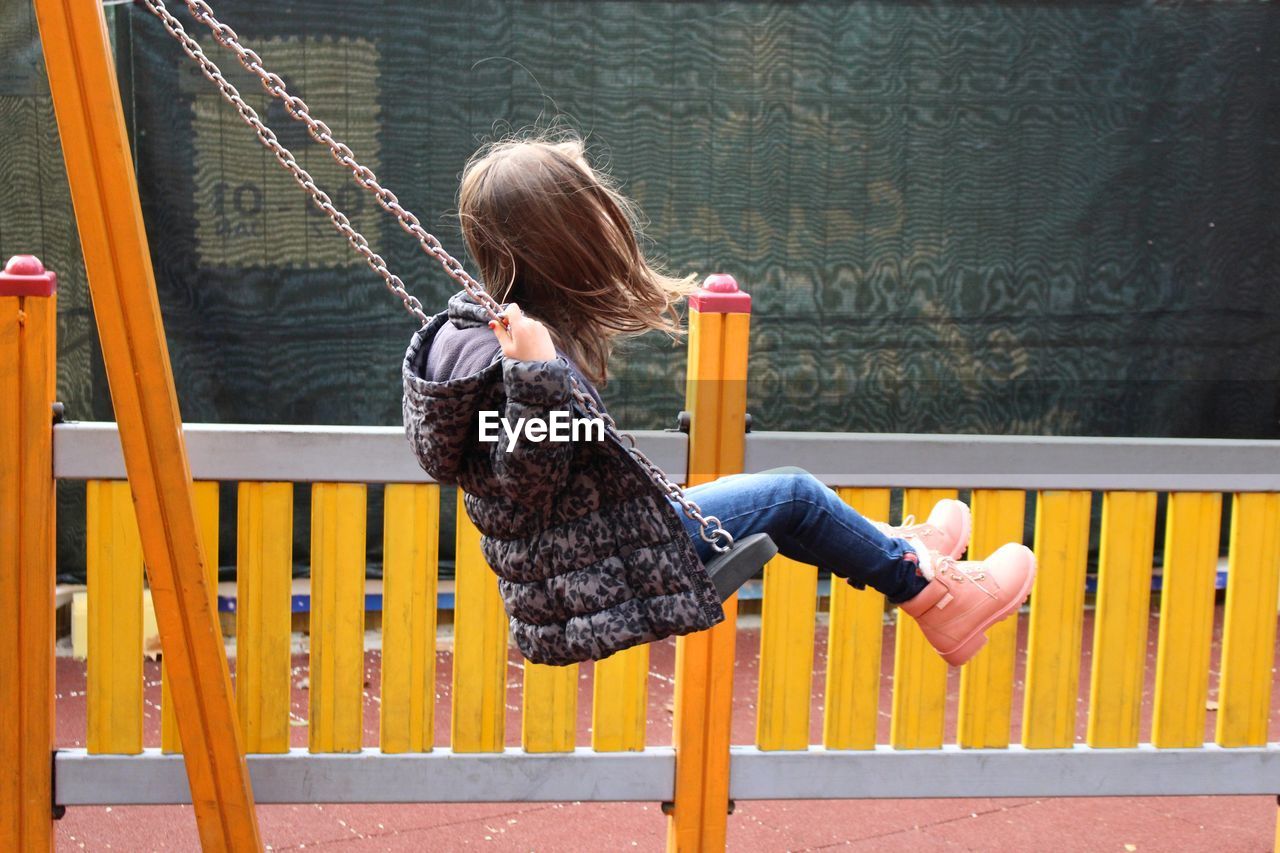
[55,608,1279,851]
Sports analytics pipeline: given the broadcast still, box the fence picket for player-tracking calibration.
[889,489,956,749]
[452,491,508,752]
[86,480,144,754]
[823,488,890,750]
[1022,490,1090,749]
[1152,492,1222,748]
[380,484,439,753]
[756,554,818,750]
[1216,493,1280,747]
[1087,491,1157,748]
[309,483,367,753]
[591,646,649,751]
[957,489,1027,748]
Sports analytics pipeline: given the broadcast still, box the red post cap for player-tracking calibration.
[0,255,57,297]
[689,273,751,314]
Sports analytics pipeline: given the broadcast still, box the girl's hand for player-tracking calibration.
[490,303,556,362]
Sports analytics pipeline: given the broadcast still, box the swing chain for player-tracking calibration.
[565,379,734,552]
[141,0,734,553]
[151,0,504,326]
[140,0,430,326]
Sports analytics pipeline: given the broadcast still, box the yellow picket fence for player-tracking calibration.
[72,473,1280,756]
[58,438,1280,836]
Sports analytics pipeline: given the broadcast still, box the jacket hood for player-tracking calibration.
[440,290,606,410]
[447,289,500,330]
[401,309,503,484]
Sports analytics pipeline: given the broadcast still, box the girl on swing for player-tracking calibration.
[403,135,1035,668]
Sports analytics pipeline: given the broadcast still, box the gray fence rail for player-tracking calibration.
[54,422,1280,491]
[54,743,1280,805]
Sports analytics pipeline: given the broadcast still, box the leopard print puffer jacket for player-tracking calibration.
[401,292,724,665]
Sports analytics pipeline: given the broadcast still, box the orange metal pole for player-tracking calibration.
[0,256,58,851]
[33,2,260,848]
[667,275,753,852]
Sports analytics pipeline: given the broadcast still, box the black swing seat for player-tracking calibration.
[706,533,778,602]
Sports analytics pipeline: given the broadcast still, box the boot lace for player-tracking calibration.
[934,556,998,599]
[884,515,940,539]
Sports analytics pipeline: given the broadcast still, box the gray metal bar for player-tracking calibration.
[54,747,676,805]
[55,422,1280,491]
[729,744,1280,799]
[52,422,688,484]
[745,431,1280,491]
[57,744,1280,805]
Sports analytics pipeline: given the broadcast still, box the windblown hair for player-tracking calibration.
[458,134,694,384]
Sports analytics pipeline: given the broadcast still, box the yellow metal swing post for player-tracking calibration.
[32,0,261,848]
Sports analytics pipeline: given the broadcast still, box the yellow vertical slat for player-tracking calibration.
[1086,491,1157,748]
[309,483,367,753]
[380,484,439,754]
[523,662,578,753]
[86,480,144,754]
[1021,490,1091,748]
[161,481,220,753]
[755,554,818,750]
[591,645,649,751]
[823,488,890,750]
[451,490,508,752]
[1152,491,1222,748]
[957,489,1026,748]
[889,488,956,749]
[235,482,294,753]
[1216,493,1280,747]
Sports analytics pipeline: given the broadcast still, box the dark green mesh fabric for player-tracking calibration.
[4,2,1277,580]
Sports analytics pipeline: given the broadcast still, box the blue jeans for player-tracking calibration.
[674,467,930,604]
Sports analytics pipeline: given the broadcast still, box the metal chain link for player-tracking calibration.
[141,0,733,552]
[139,0,430,326]
[147,0,504,325]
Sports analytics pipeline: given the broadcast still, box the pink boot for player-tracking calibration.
[898,543,1036,666]
[877,498,972,560]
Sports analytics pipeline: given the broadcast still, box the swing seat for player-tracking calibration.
[706,533,778,602]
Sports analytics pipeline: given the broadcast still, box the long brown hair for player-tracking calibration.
[458,134,694,384]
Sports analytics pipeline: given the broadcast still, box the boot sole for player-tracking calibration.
[938,554,1037,667]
